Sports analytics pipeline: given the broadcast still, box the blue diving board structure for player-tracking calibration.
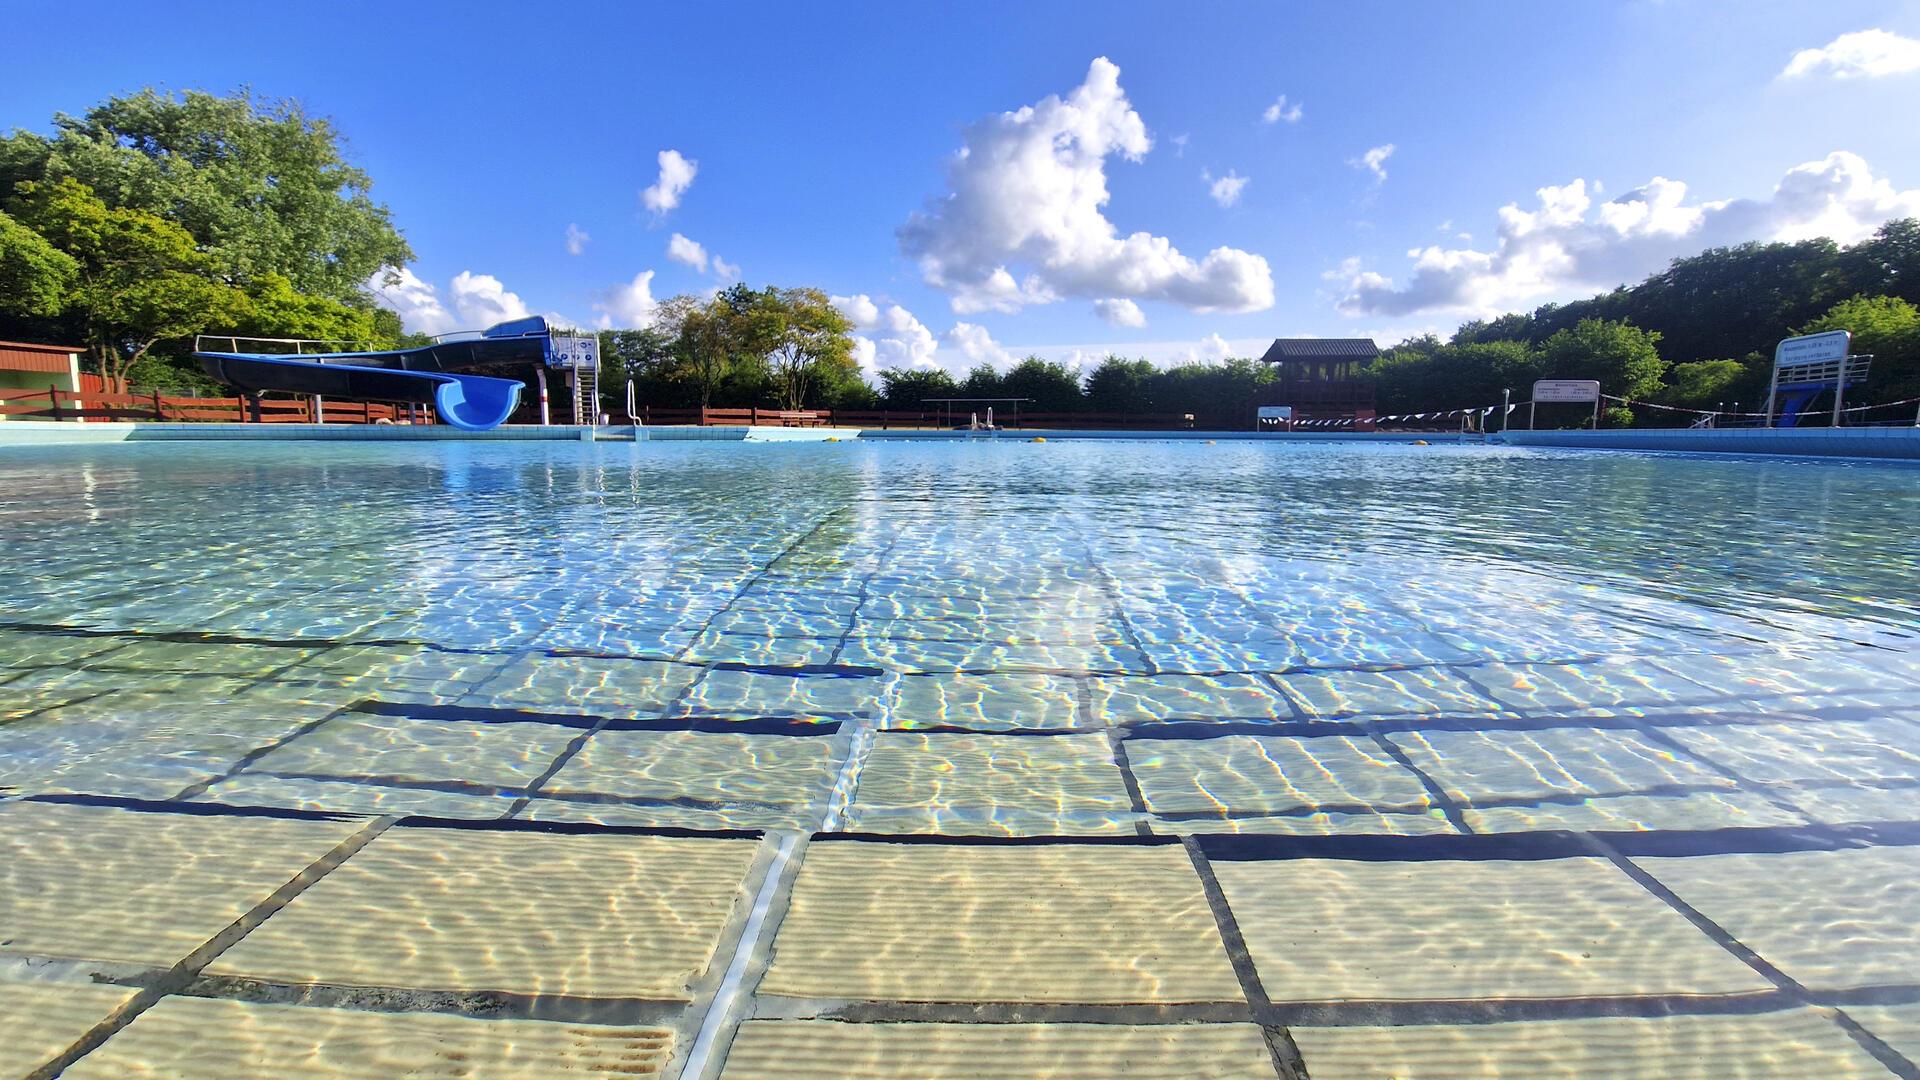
[195,317,554,431]
[1765,330,1870,428]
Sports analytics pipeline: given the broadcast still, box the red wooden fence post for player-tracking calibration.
[49,385,66,421]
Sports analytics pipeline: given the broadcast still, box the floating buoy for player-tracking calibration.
[1413,439,1429,446]
[825,437,840,442]
[1205,440,1217,445]
[1032,437,1047,443]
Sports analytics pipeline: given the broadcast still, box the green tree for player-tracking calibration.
[234,272,386,344]
[13,177,246,383]
[1538,318,1666,402]
[0,210,77,317]
[1084,356,1155,412]
[1663,359,1753,410]
[0,89,411,303]
[748,286,856,411]
[1796,294,1920,404]
[1148,358,1275,425]
[877,367,960,407]
[998,357,1085,412]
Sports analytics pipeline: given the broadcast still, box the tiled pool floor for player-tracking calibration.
[2,440,1918,1077]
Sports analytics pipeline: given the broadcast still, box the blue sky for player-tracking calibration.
[6,1,1920,373]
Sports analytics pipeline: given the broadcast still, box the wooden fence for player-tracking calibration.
[0,386,427,425]
[634,406,1195,430]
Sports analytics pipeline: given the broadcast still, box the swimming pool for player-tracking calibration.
[2,439,1917,1078]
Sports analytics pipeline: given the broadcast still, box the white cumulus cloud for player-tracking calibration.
[595,270,659,329]
[447,271,532,327]
[833,294,939,372]
[1339,151,1920,318]
[1352,144,1395,184]
[1261,95,1303,124]
[666,233,709,272]
[368,266,454,336]
[946,322,1016,369]
[565,223,589,255]
[1783,29,1920,79]
[1204,169,1251,208]
[642,149,698,216]
[371,268,588,334]
[898,56,1274,316]
[1175,332,1234,365]
[1093,297,1146,327]
[712,256,741,282]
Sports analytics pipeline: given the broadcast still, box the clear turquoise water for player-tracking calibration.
[3,439,1919,1075]
[2,439,1918,824]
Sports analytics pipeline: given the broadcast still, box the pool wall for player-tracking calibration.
[0,423,1464,446]
[7,421,1916,458]
[1492,427,1920,460]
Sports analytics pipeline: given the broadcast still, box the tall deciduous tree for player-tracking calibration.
[13,178,246,383]
[1538,318,1666,401]
[0,89,411,303]
[0,210,77,318]
[749,287,855,411]
[1797,294,1920,403]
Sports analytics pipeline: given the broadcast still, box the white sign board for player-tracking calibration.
[546,333,601,370]
[1532,379,1601,403]
[1774,330,1849,371]
[1257,405,1294,421]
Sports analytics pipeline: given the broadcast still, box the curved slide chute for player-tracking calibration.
[195,317,548,431]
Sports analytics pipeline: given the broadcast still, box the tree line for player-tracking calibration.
[3,90,1916,423]
[1371,222,1920,422]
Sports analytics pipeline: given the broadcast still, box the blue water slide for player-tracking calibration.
[194,317,546,431]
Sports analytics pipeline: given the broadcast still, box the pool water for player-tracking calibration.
[2,439,1918,1078]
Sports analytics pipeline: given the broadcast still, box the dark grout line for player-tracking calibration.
[500,716,614,821]
[1626,720,1819,822]
[1253,672,1316,722]
[24,814,397,1080]
[1181,837,1309,1080]
[166,698,366,803]
[1362,725,1474,834]
[1075,536,1160,676]
[349,699,844,736]
[1829,1008,1920,1080]
[672,509,852,666]
[1584,834,1920,1079]
[752,997,1257,1025]
[826,533,907,667]
[1263,988,1804,1027]
[175,974,694,1027]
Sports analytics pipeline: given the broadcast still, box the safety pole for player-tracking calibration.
[1500,389,1510,433]
[1832,355,1848,427]
[535,368,550,425]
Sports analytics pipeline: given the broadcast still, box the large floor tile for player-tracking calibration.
[1129,734,1432,815]
[1386,727,1736,805]
[245,713,579,793]
[209,825,757,999]
[843,732,1134,835]
[66,996,673,1078]
[720,1021,1278,1079]
[888,673,1084,730]
[1638,845,1920,992]
[1214,857,1769,1002]
[0,978,139,1077]
[759,842,1240,1004]
[0,802,362,967]
[539,727,839,812]
[1292,1008,1886,1079]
